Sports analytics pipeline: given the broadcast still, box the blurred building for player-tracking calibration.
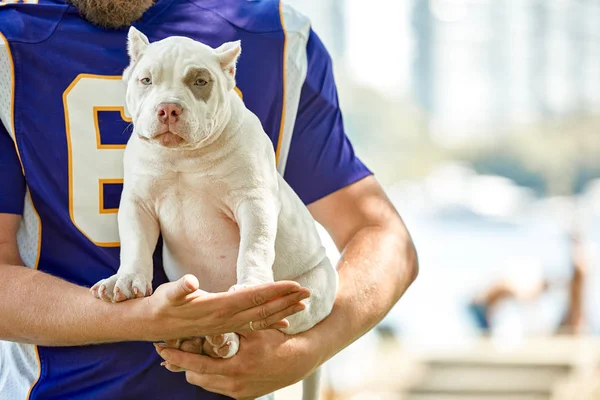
[419,0,600,145]
[284,0,345,61]
[289,0,600,147]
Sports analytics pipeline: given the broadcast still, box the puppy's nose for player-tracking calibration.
[157,103,183,124]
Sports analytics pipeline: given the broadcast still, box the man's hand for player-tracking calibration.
[144,274,310,340]
[155,329,318,399]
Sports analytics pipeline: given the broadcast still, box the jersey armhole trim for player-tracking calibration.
[274,0,288,170]
[275,1,310,176]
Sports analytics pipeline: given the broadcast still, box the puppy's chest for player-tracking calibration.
[143,173,236,239]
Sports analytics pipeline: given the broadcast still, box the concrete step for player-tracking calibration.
[409,361,570,394]
[404,393,549,400]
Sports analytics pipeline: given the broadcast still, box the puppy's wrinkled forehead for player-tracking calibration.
[125,27,241,91]
[147,37,217,64]
[138,38,218,91]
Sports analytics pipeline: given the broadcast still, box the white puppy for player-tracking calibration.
[91,27,338,399]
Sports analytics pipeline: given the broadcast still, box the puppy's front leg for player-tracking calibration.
[204,196,279,359]
[233,196,279,288]
[91,195,159,302]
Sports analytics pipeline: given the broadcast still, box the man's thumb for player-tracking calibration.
[166,274,199,301]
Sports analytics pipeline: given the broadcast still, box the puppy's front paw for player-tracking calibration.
[228,284,253,292]
[90,272,152,303]
[204,333,239,359]
[229,279,274,292]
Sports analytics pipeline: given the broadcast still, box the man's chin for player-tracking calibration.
[68,0,154,30]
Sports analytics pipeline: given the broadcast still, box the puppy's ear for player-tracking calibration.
[127,26,150,63]
[215,40,241,88]
[123,27,149,82]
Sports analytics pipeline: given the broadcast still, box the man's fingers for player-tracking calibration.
[163,339,181,349]
[154,345,229,375]
[155,338,203,354]
[255,302,306,331]
[162,362,185,372]
[179,337,204,354]
[165,274,200,302]
[183,372,233,396]
[229,281,303,311]
[234,289,309,331]
[267,320,290,330]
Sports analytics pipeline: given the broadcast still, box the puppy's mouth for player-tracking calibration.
[154,132,185,147]
[140,131,185,148]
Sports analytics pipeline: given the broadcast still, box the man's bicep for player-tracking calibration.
[282,29,371,206]
[0,121,25,215]
[308,175,403,251]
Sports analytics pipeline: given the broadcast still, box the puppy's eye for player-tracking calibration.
[140,77,152,85]
[195,78,207,87]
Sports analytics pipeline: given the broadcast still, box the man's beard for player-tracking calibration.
[68,0,155,29]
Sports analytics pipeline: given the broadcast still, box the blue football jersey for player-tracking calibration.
[0,0,371,399]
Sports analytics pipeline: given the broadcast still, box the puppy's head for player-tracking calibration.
[123,27,241,149]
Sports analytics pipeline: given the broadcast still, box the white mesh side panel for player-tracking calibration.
[0,34,42,400]
[276,2,310,175]
[0,34,12,134]
[18,191,41,268]
[0,342,38,400]
[0,35,42,269]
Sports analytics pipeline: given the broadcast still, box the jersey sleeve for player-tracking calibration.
[0,122,25,215]
[282,29,372,205]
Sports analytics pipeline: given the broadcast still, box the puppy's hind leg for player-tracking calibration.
[204,333,240,359]
[279,257,338,335]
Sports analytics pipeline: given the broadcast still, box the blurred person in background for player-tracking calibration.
[468,230,590,336]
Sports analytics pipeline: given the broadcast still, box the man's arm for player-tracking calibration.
[0,213,151,345]
[306,175,418,361]
[0,213,309,346]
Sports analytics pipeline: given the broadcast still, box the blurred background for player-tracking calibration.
[277,0,600,399]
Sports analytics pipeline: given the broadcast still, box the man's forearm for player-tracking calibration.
[0,263,149,346]
[306,222,417,363]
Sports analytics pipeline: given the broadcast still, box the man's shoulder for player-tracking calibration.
[184,0,309,35]
[0,1,68,43]
[186,0,282,34]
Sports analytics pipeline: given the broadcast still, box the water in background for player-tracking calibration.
[320,163,600,347]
